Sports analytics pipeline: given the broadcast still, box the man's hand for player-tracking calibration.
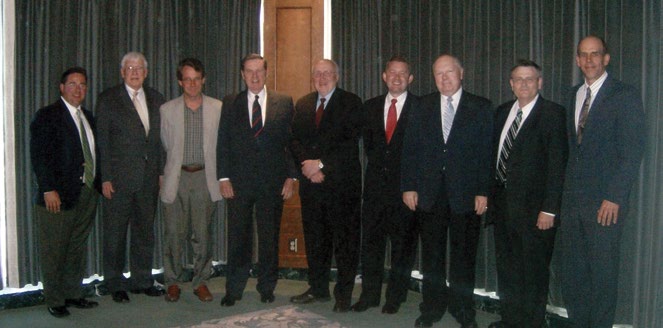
[220,180,235,199]
[403,191,418,211]
[44,191,61,213]
[301,159,321,179]
[597,200,619,226]
[281,178,295,200]
[310,171,325,183]
[536,212,554,230]
[475,196,488,215]
[102,181,115,200]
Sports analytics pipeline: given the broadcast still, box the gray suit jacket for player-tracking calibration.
[160,95,223,203]
[96,84,165,192]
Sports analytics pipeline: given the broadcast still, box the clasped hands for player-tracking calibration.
[301,159,325,183]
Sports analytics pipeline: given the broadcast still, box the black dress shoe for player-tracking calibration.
[488,321,511,328]
[260,292,275,303]
[65,298,99,309]
[112,291,130,303]
[351,300,379,312]
[415,314,441,328]
[220,295,237,306]
[381,303,400,314]
[290,289,331,304]
[130,286,165,297]
[332,301,351,313]
[48,306,70,318]
[461,321,479,328]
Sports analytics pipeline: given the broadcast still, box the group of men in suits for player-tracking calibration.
[30,34,644,328]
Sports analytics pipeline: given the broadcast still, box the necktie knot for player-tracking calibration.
[391,99,397,105]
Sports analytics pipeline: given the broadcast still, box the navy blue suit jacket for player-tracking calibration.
[562,75,645,218]
[30,99,101,209]
[402,90,493,213]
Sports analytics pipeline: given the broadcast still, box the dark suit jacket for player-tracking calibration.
[96,84,165,191]
[401,90,493,213]
[489,96,568,225]
[30,99,101,209]
[217,90,296,192]
[290,88,364,196]
[562,75,645,216]
[363,93,418,201]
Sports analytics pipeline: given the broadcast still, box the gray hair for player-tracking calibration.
[120,52,148,69]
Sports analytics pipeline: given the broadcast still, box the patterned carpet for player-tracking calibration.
[179,305,344,328]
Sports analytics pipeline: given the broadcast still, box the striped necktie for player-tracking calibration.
[496,108,523,184]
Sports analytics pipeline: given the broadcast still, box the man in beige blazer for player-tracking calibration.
[160,58,223,303]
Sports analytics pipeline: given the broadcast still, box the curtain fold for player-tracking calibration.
[333,0,661,326]
[14,0,260,288]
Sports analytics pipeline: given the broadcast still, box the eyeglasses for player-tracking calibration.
[125,66,145,72]
[511,77,538,85]
[64,82,87,89]
[313,71,336,79]
[181,77,203,84]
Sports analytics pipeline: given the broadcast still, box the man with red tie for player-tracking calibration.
[352,56,419,315]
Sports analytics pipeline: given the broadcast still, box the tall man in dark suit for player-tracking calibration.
[402,55,492,328]
[488,60,568,328]
[30,67,101,317]
[289,59,364,313]
[352,56,418,315]
[217,53,297,306]
[96,52,166,303]
[560,35,645,328]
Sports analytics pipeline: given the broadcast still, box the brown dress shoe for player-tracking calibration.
[165,285,181,302]
[194,285,213,302]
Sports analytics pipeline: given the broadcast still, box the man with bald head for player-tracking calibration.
[289,59,364,313]
[560,35,644,328]
[402,55,492,327]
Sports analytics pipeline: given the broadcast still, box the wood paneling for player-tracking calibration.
[263,0,324,268]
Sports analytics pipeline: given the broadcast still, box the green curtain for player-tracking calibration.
[333,0,662,326]
[14,0,261,288]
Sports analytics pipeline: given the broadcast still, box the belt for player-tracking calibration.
[181,164,205,173]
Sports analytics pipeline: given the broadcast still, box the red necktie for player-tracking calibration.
[315,98,326,128]
[385,99,397,144]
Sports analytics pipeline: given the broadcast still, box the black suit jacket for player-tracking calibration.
[489,96,568,225]
[217,90,296,192]
[96,84,165,191]
[290,88,364,196]
[402,90,493,213]
[562,75,645,216]
[363,93,418,201]
[30,99,101,209]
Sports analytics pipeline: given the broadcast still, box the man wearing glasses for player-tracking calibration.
[96,52,166,303]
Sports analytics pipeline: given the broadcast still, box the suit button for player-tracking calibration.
[442,166,446,171]
[443,149,447,153]
[386,150,391,154]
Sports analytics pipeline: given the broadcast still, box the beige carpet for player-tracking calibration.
[178,305,343,328]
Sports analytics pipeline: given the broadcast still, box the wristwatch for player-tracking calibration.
[318,160,324,169]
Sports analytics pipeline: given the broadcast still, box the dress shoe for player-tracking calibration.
[65,298,99,309]
[220,295,238,306]
[194,285,213,302]
[130,286,165,297]
[381,303,400,314]
[165,285,181,302]
[414,314,441,328]
[351,300,379,312]
[112,291,130,303]
[332,301,351,313]
[48,306,70,318]
[461,321,479,328]
[290,289,331,304]
[260,292,275,303]
[488,321,511,328]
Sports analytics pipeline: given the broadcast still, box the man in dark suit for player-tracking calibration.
[30,67,101,317]
[289,59,364,312]
[217,53,297,306]
[96,52,166,303]
[560,35,645,328]
[351,56,418,315]
[402,54,492,328]
[488,60,568,328]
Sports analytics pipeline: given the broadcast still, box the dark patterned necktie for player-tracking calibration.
[496,108,522,183]
[77,109,94,187]
[252,95,263,137]
[577,87,592,144]
[315,97,326,128]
